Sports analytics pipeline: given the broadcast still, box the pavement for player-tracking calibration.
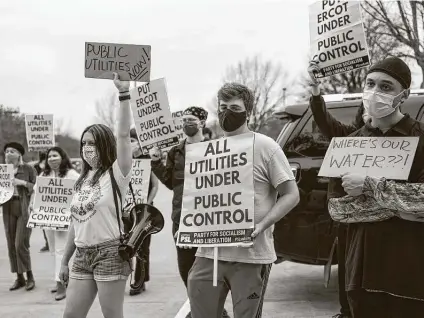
[0,184,339,317]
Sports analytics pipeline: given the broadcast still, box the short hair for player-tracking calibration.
[217,83,254,114]
[75,124,116,190]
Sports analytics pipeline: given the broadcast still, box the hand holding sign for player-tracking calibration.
[341,172,365,196]
[308,59,322,86]
[251,222,266,239]
[113,72,130,93]
[149,146,162,162]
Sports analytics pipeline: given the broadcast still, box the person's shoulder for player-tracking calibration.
[253,132,280,151]
[409,118,424,136]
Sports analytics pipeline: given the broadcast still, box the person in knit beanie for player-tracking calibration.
[329,55,424,317]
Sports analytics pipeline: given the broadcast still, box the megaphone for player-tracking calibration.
[118,203,165,262]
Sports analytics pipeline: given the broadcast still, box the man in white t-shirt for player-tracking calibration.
[187,83,300,317]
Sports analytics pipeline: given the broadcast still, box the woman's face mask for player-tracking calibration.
[48,152,62,170]
[362,90,405,119]
[82,145,99,168]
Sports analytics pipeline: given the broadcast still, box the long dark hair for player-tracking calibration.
[74,124,116,191]
[43,147,73,178]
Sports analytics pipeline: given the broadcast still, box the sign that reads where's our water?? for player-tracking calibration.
[177,133,255,247]
[85,42,151,82]
[130,78,179,153]
[0,164,14,205]
[25,114,55,152]
[27,177,76,231]
[319,137,419,180]
[309,0,370,77]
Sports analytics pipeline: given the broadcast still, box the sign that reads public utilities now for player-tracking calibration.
[25,114,55,152]
[27,177,76,231]
[177,133,255,247]
[130,78,179,153]
[0,164,14,205]
[319,137,419,180]
[85,42,151,82]
[309,0,370,77]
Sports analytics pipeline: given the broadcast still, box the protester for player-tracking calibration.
[186,83,300,318]
[30,146,79,300]
[150,106,230,318]
[127,128,159,296]
[34,152,50,253]
[60,73,132,318]
[2,142,37,291]
[327,57,424,317]
[202,127,213,140]
[307,59,366,318]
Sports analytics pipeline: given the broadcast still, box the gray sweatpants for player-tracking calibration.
[188,256,272,318]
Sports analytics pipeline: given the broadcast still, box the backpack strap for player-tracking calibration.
[109,168,125,242]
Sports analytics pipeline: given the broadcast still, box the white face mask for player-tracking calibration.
[82,145,99,168]
[362,90,404,119]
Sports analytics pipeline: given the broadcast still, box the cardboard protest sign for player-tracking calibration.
[25,114,55,152]
[177,133,255,247]
[130,78,179,153]
[27,177,76,231]
[172,110,184,140]
[0,164,14,205]
[309,0,370,77]
[123,159,151,208]
[85,42,151,82]
[318,137,419,180]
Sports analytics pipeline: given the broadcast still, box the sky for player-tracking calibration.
[1,0,422,139]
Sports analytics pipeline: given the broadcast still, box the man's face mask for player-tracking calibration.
[218,109,247,132]
[82,145,99,168]
[183,123,199,137]
[362,90,405,119]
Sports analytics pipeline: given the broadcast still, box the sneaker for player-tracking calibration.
[55,282,66,301]
[9,279,26,291]
[129,282,146,296]
[40,245,49,252]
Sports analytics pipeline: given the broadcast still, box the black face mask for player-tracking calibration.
[183,124,199,137]
[218,110,247,132]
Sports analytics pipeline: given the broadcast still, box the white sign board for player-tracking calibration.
[25,114,55,152]
[27,177,76,231]
[318,137,419,180]
[172,110,184,140]
[85,42,151,82]
[130,78,179,153]
[124,159,151,208]
[177,133,255,247]
[0,164,14,205]
[309,0,370,77]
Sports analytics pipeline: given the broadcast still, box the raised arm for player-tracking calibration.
[113,73,132,177]
[308,60,360,138]
[146,172,159,204]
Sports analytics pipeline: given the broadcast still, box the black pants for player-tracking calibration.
[337,223,351,315]
[172,222,197,287]
[348,289,424,318]
[131,234,151,289]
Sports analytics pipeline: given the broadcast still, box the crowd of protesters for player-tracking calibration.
[1,54,423,318]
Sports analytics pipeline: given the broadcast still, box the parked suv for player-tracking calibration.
[270,90,424,266]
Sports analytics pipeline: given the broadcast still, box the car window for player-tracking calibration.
[259,117,289,140]
[284,106,359,157]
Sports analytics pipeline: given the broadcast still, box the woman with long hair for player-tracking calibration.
[33,146,79,300]
[60,74,133,318]
[2,142,37,291]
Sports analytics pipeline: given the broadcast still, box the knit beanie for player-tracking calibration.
[367,57,411,89]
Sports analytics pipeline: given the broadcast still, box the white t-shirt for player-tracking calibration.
[70,161,131,247]
[41,169,80,180]
[196,132,295,264]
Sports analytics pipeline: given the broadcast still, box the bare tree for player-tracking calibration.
[94,92,118,128]
[362,0,424,87]
[212,56,289,133]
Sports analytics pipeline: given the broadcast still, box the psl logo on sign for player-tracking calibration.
[27,177,76,231]
[0,164,14,205]
[309,0,370,77]
[25,114,55,152]
[124,159,151,208]
[130,78,179,153]
[177,133,255,247]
